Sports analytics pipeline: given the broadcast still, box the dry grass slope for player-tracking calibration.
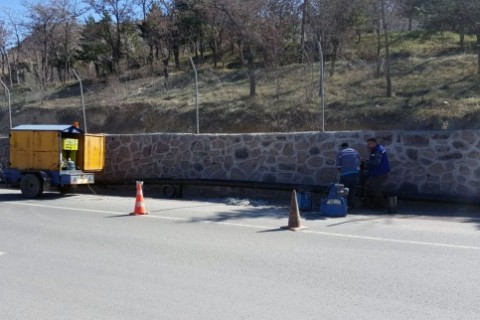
[0,31,479,135]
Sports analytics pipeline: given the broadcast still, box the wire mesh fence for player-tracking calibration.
[1,54,480,135]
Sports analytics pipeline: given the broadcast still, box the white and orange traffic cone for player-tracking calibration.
[130,181,149,215]
[281,189,306,231]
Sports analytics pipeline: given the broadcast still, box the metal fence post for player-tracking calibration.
[72,69,87,133]
[0,79,11,129]
[189,57,200,134]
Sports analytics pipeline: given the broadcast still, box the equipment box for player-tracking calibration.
[296,191,313,211]
[320,183,348,217]
[8,124,105,172]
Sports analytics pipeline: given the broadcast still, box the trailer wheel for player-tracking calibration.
[161,184,177,198]
[20,174,43,198]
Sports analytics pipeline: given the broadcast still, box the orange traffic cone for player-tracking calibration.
[130,181,149,215]
[281,190,306,231]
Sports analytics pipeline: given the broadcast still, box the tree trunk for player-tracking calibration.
[63,23,71,82]
[301,0,308,63]
[211,39,218,68]
[477,34,480,75]
[173,44,180,70]
[329,38,339,76]
[0,49,5,77]
[200,32,205,63]
[356,29,362,43]
[113,22,122,74]
[13,22,21,84]
[381,0,392,97]
[194,37,199,59]
[459,31,465,52]
[43,29,49,86]
[375,18,381,78]
[249,68,256,97]
[5,52,12,86]
[94,62,100,77]
[163,58,169,79]
[148,44,154,64]
[245,47,256,97]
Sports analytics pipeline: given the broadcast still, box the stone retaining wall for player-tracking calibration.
[1,130,479,198]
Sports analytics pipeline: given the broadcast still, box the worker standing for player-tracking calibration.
[366,138,391,209]
[336,142,361,210]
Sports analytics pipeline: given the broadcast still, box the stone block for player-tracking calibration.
[403,134,430,147]
[234,147,249,159]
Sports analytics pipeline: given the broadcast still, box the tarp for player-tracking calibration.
[11,125,84,133]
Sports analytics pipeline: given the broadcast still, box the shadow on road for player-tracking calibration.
[0,190,77,202]
[187,206,288,224]
[181,198,480,231]
[104,214,135,218]
[3,186,479,230]
[257,228,290,233]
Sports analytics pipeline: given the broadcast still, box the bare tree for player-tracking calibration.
[462,0,480,74]
[3,8,24,85]
[304,0,368,76]
[0,20,12,85]
[138,1,172,77]
[208,0,278,97]
[264,0,300,65]
[23,0,63,96]
[135,0,155,21]
[367,0,394,96]
[53,0,86,82]
[77,16,112,76]
[86,0,136,73]
[418,0,475,52]
[300,0,308,63]
[202,3,228,67]
[396,0,419,31]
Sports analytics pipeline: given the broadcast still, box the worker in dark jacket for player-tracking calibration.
[366,138,391,209]
[336,142,360,209]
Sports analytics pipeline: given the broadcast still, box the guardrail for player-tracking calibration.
[95,178,480,207]
[96,178,331,199]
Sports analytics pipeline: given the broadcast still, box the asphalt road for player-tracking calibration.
[1,187,479,320]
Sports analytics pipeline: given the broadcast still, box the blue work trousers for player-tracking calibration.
[339,173,360,208]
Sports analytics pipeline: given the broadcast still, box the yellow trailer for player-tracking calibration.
[3,124,105,198]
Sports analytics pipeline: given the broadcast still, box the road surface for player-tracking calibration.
[1,188,479,319]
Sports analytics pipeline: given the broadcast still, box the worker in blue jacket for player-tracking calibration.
[336,142,360,209]
[366,138,391,209]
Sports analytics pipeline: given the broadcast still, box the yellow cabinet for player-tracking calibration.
[77,134,105,171]
[9,124,105,172]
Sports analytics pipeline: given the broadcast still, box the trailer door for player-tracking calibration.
[78,134,105,171]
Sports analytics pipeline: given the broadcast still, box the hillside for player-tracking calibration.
[0,31,479,135]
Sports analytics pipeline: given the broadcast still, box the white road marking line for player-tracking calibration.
[4,201,121,215]
[0,251,6,256]
[303,230,480,250]
[5,201,480,251]
[146,215,480,251]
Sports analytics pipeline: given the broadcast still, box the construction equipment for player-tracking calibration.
[281,189,306,231]
[1,123,105,198]
[130,181,149,215]
[320,183,349,217]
